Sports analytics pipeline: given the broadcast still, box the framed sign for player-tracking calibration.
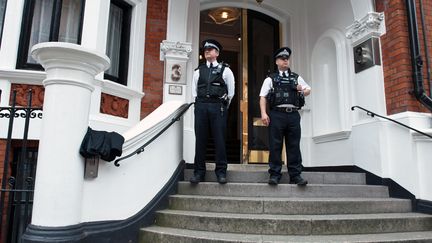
[168,85,183,95]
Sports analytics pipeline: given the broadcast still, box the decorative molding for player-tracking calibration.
[100,93,129,118]
[346,12,385,44]
[160,40,192,61]
[10,84,45,107]
[312,130,351,144]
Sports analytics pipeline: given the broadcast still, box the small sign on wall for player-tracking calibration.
[168,85,183,95]
[165,60,186,84]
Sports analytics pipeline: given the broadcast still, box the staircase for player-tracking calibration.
[140,164,432,242]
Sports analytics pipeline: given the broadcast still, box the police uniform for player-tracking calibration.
[190,39,235,184]
[259,47,311,185]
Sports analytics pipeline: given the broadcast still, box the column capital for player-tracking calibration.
[31,42,110,90]
[346,12,385,45]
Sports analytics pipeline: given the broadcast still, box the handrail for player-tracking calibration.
[351,106,432,139]
[114,102,194,167]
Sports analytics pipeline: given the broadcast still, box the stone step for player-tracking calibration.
[169,195,412,215]
[177,182,389,198]
[184,169,365,184]
[141,226,432,243]
[154,210,432,235]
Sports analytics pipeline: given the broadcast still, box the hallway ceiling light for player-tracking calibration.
[208,7,240,25]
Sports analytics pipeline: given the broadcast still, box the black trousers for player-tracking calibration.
[194,101,228,177]
[268,110,302,179]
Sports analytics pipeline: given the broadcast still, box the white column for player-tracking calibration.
[30,42,109,227]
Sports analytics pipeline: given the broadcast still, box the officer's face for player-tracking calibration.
[204,48,219,61]
[275,57,290,70]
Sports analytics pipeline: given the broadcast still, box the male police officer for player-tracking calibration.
[259,47,311,186]
[190,39,235,184]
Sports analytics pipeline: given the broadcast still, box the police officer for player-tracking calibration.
[190,39,235,184]
[259,47,311,186]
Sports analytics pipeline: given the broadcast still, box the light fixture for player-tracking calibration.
[208,7,240,25]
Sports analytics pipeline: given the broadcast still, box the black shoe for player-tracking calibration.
[290,176,308,186]
[268,176,280,185]
[217,175,227,184]
[190,175,204,184]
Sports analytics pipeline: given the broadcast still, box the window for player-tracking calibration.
[104,0,131,85]
[17,0,85,70]
[0,0,7,47]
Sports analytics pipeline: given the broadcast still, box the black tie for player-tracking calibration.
[209,63,213,68]
[282,72,287,78]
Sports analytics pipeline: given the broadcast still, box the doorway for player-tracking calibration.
[199,8,280,164]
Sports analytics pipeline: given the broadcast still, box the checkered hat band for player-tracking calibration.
[204,42,219,51]
[276,49,290,57]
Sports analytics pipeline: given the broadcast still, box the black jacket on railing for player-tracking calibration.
[80,127,125,162]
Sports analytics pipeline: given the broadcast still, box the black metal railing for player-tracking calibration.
[114,102,194,167]
[0,89,42,243]
[351,105,432,139]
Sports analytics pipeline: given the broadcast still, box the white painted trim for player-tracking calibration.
[97,78,144,99]
[0,69,45,85]
[0,0,25,68]
[313,131,351,144]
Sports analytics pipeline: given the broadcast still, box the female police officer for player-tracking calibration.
[259,47,311,186]
[190,39,235,184]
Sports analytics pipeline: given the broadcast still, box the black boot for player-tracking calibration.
[289,176,308,186]
[268,176,280,185]
[190,174,205,184]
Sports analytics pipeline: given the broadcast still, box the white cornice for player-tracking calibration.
[160,40,192,61]
[346,12,385,45]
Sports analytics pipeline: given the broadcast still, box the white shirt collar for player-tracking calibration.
[279,70,288,76]
[207,61,218,68]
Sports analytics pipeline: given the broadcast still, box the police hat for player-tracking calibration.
[202,39,222,52]
[274,47,292,59]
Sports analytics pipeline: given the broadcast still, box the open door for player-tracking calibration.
[241,9,280,163]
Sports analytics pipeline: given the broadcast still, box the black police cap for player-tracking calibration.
[274,47,292,59]
[202,39,222,52]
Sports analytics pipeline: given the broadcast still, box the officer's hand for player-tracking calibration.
[296,84,303,91]
[261,114,270,126]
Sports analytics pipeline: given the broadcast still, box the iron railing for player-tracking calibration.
[351,105,432,139]
[114,102,194,167]
[0,89,42,243]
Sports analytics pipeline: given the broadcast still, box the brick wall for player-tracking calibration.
[141,0,168,119]
[376,0,431,114]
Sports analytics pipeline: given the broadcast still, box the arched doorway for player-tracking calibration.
[199,7,280,164]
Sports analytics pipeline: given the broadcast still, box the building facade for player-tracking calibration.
[0,0,431,242]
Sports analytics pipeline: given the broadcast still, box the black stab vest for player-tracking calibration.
[268,71,302,107]
[196,63,228,102]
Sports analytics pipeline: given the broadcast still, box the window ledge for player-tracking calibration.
[0,69,45,85]
[312,130,351,144]
[95,78,144,99]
